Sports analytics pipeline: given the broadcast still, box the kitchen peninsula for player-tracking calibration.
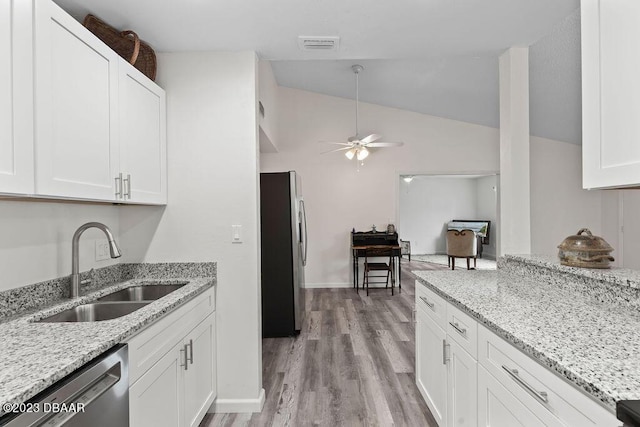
[414,254,640,426]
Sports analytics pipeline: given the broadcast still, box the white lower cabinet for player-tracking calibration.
[130,342,184,427]
[478,365,543,427]
[447,338,477,427]
[184,315,217,427]
[416,308,447,426]
[478,325,616,427]
[127,289,216,427]
[416,284,477,427]
[415,281,618,427]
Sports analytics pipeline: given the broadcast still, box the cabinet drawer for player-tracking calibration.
[446,302,478,359]
[415,282,447,330]
[478,325,616,427]
[127,288,215,384]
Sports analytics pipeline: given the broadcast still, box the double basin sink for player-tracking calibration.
[37,284,187,323]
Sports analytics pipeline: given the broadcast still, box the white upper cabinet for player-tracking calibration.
[582,0,640,189]
[0,0,34,194]
[34,0,120,200]
[2,0,168,204]
[119,62,167,204]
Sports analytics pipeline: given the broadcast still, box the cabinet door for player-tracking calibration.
[34,0,119,200]
[183,314,216,427]
[447,339,477,427]
[130,343,184,427]
[119,62,167,204]
[416,308,447,426]
[478,365,547,427]
[582,0,640,189]
[0,0,33,194]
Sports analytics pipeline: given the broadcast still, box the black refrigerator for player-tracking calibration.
[260,171,308,337]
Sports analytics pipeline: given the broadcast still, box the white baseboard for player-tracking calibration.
[210,388,265,413]
[304,282,351,289]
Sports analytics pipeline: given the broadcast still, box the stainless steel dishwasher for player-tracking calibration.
[0,344,128,427]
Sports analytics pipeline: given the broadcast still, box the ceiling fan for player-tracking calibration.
[321,64,404,161]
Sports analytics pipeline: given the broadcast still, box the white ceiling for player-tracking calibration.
[54,0,582,143]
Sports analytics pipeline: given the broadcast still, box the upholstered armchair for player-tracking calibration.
[446,229,477,270]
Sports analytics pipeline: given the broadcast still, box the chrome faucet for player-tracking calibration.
[71,222,121,298]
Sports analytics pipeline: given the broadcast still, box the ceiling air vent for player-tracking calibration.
[298,36,340,51]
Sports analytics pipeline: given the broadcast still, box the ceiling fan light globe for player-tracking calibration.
[357,147,369,161]
[345,148,356,160]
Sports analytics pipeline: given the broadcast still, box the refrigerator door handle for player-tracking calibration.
[300,199,308,266]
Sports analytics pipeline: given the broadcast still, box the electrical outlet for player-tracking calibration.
[95,240,110,261]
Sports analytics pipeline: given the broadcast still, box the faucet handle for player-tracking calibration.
[80,268,95,286]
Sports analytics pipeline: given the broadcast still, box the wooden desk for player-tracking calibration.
[351,244,401,291]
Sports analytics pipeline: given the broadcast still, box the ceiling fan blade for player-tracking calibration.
[359,134,382,144]
[319,141,352,146]
[365,142,404,148]
[321,146,353,154]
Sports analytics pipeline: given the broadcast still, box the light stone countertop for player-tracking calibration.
[413,267,640,411]
[0,269,215,414]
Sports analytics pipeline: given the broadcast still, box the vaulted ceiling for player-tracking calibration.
[54,0,582,144]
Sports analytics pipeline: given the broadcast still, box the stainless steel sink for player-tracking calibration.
[96,283,187,302]
[37,302,150,323]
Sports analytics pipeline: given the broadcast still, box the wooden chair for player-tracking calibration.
[361,247,395,296]
[446,229,477,270]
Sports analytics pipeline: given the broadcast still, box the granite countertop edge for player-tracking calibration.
[505,254,640,289]
[0,276,215,412]
[414,273,618,412]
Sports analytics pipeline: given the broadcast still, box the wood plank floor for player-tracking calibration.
[201,259,447,427]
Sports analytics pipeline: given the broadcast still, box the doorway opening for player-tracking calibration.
[397,173,499,269]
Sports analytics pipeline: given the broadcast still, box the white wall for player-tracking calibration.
[398,177,479,255]
[601,190,640,270]
[530,136,603,255]
[119,51,263,412]
[475,175,498,258]
[0,200,121,292]
[258,61,279,153]
[261,87,500,287]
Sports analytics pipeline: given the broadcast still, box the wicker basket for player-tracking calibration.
[83,14,157,81]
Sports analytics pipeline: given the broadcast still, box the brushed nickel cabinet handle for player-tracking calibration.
[419,296,434,309]
[502,365,548,403]
[180,345,188,370]
[449,321,467,337]
[114,173,123,198]
[123,174,131,199]
[442,340,450,364]
[187,339,194,364]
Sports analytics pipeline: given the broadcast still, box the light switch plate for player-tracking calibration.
[232,225,243,243]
